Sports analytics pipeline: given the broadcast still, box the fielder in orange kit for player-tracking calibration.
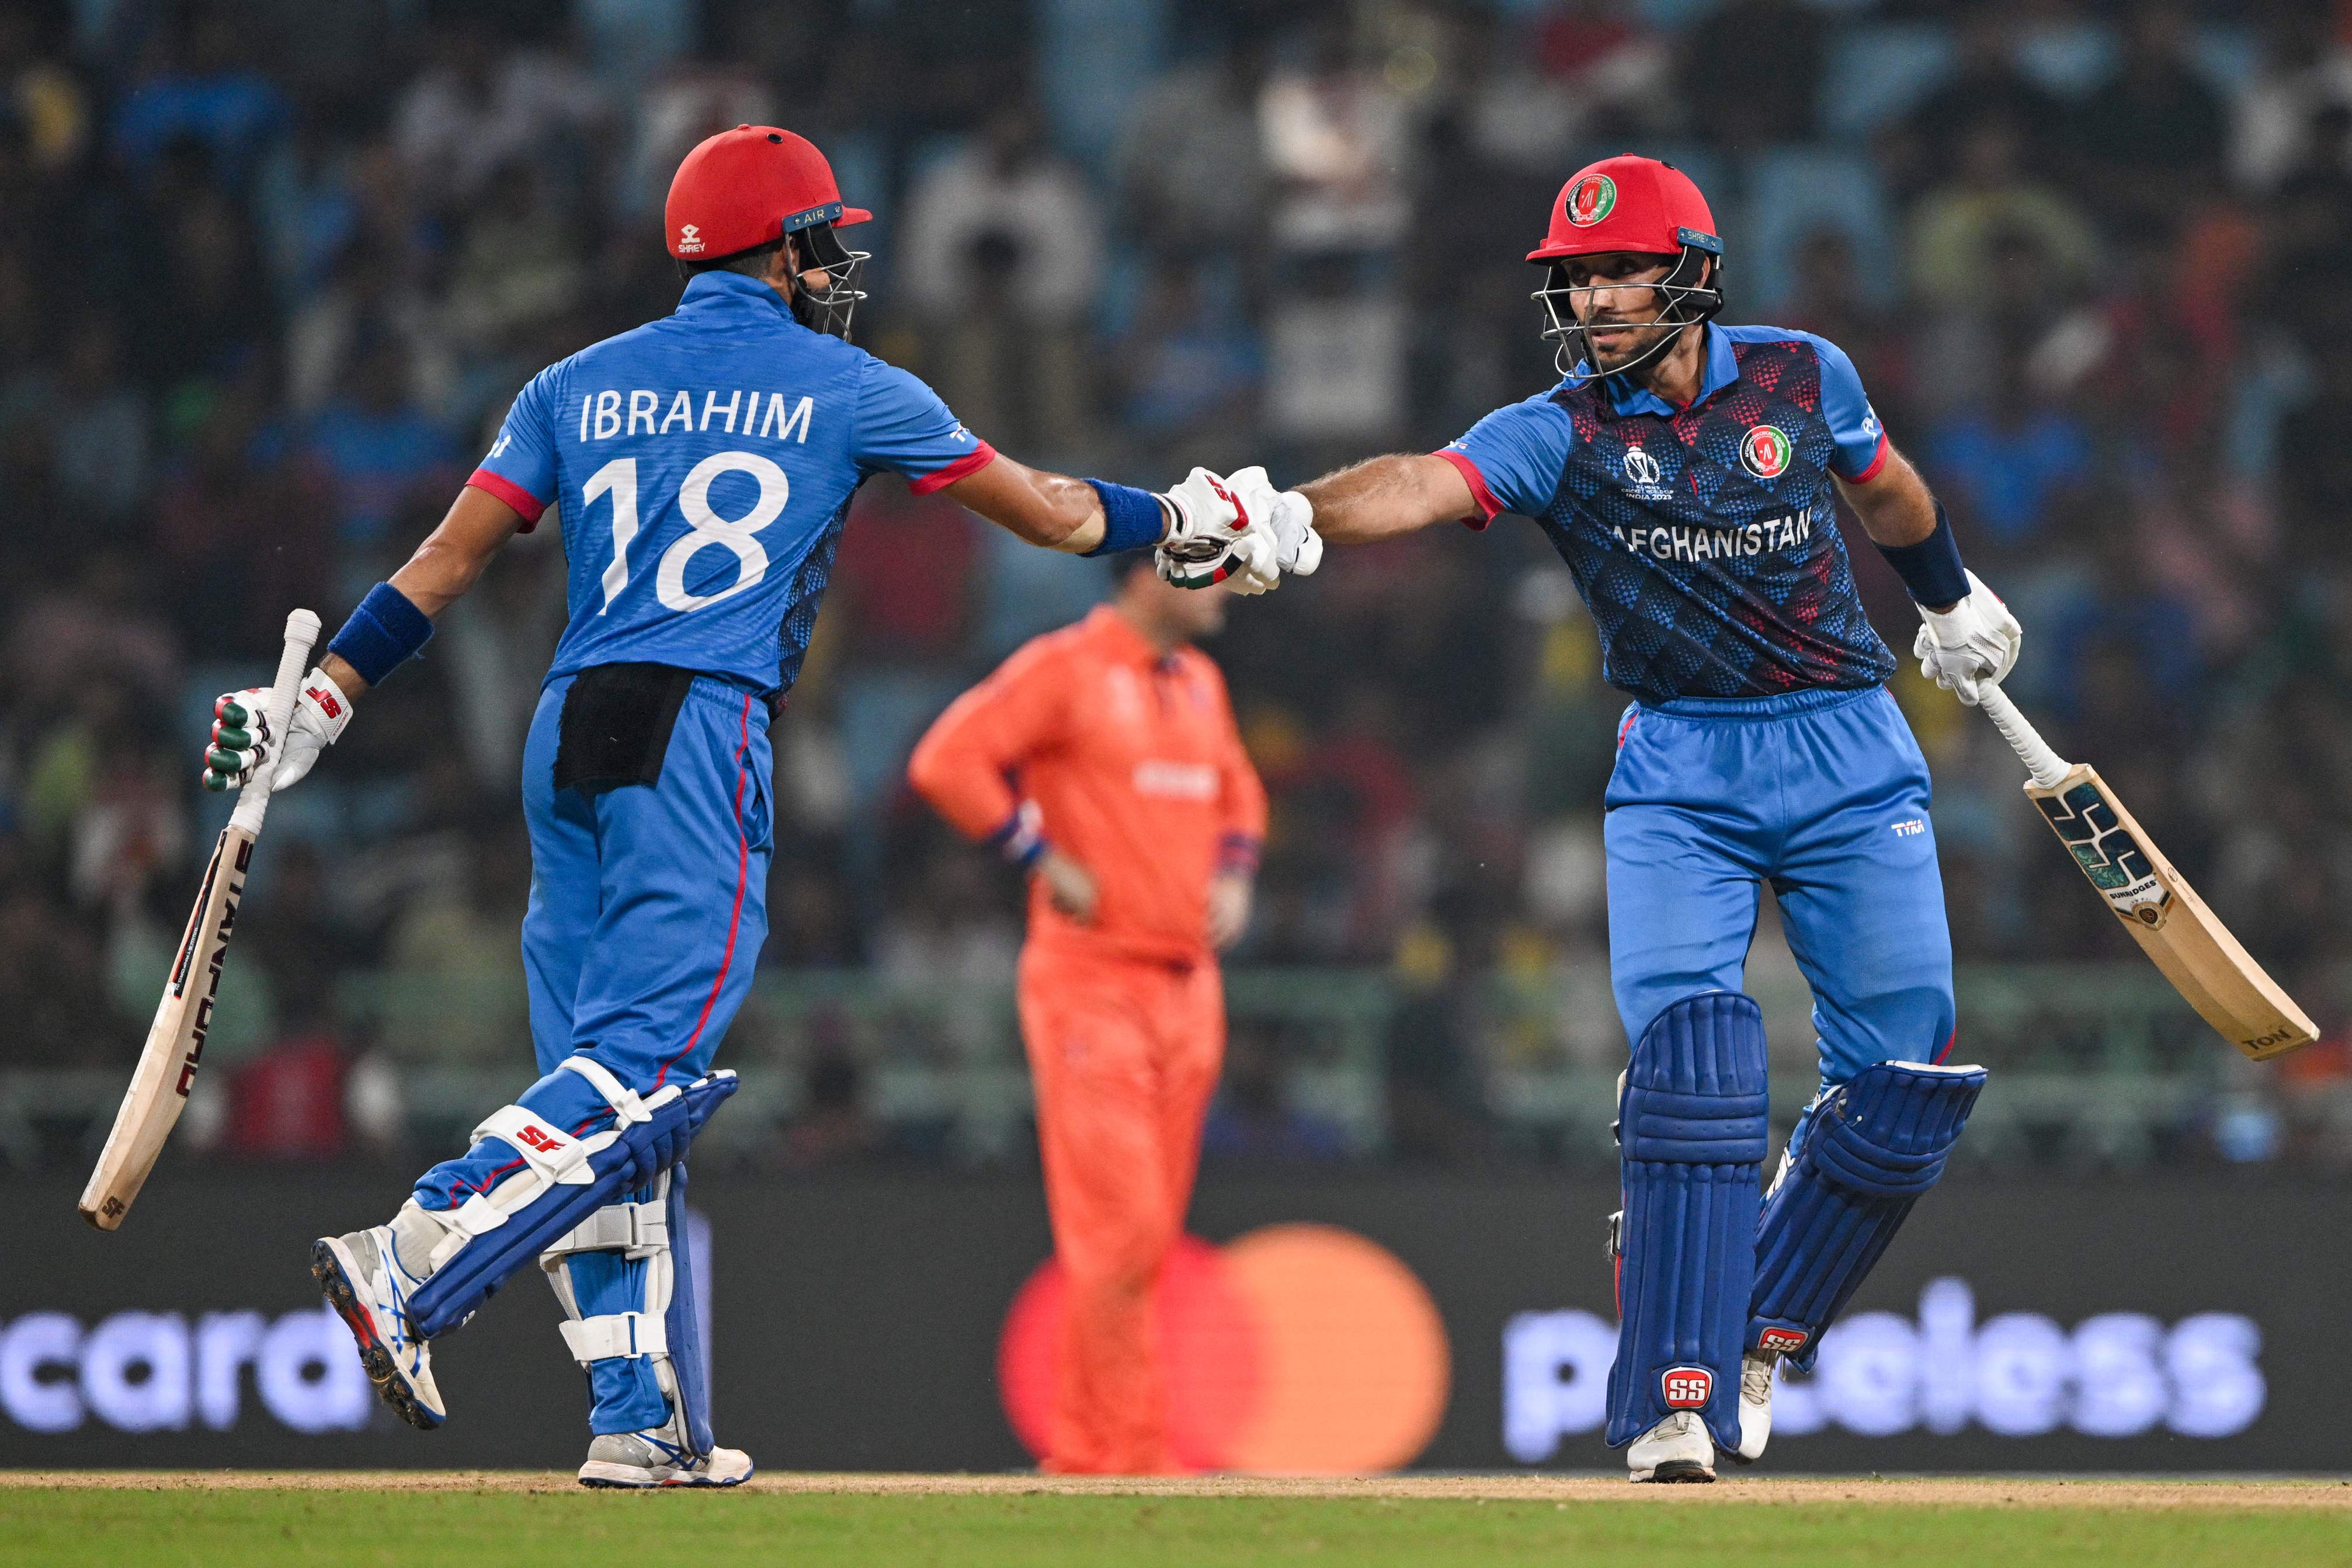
[909,559,1265,1473]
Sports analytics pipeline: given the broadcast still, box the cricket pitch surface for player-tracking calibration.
[6,1470,2348,1567]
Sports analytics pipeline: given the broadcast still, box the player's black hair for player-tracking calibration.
[678,237,787,280]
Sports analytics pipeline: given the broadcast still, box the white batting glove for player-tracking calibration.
[1213,467,1323,597]
[1913,569,2022,707]
[1158,466,1254,562]
[204,668,353,793]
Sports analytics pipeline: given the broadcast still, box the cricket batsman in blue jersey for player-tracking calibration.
[1188,155,2024,1480]
[199,126,1267,1486]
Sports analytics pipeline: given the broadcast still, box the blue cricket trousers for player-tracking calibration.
[1604,685,1954,1087]
[407,673,773,1431]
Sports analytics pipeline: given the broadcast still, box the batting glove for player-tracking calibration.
[204,669,353,793]
[1155,467,1274,590]
[1913,570,2023,707]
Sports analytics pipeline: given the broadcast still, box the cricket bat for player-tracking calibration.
[1977,684,2316,1062]
[78,608,322,1229]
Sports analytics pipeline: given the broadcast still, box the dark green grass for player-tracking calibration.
[5,1488,2347,1568]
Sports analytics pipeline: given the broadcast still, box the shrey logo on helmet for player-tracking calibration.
[678,223,703,255]
[1566,173,1617,227]
[1740,425,1793,481]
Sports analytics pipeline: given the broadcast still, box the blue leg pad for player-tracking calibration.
[1748,1059,1986,1369]
[1604,990,1769,1451]
[408,1068,736,1340]
[665,1162,714,1456]
[568,1181,670,1435]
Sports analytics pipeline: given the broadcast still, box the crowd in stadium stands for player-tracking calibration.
[5,0,2352,1166]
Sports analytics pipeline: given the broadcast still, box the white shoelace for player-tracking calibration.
[1742,1353,1779,1402]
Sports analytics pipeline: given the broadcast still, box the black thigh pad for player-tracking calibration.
[554,663,697,797]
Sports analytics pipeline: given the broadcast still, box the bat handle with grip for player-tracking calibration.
[228,609,323,836]
[1976,684,2072,791]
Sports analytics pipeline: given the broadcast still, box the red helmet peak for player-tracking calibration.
[1528,154,1718,264]
[665,124,872,262]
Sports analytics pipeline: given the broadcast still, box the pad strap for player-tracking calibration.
[557,1054,667,1127]
[559,1310,670,1364]
[472,1104,598,1186]
[541,1200,669,1263]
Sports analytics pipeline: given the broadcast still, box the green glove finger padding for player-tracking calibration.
[213,724,252,750]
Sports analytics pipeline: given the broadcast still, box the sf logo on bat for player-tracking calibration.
[2034,781,2171,927]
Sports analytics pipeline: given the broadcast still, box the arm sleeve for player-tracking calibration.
[1215,698,1267,875]
[1804,332,1889,483]
[852,357,999,495]
[1436,392,1578,530]
[906,639,1068,846]
[465,367,562,531]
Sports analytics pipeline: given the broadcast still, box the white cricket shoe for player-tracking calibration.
[1627,1410,1715,1483]
[311,1227,446,1430]
[1732,1350,1778,1463]
[578,1409,755,1489]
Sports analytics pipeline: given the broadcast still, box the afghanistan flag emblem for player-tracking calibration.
[1566,173,1617,227]
[1740,424,1792,481]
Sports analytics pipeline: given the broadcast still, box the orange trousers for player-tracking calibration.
[1018,943,1224,1475]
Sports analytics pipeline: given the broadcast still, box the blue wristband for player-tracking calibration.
[1874,500,1969,609]
[989,802,1047,869]
[326,582,435,687]
[1083,481,1166,557]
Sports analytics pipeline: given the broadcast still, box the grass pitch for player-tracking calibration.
[5,1473,2348,1568]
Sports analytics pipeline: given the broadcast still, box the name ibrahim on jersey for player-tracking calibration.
[199,126,1284,1489]
[1182,155,2026,1483]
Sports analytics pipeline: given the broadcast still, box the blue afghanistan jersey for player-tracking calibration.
[1441,324,1896,704]
[468,270,996,696]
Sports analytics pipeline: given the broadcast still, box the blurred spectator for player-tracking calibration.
[393,11,606,212]
[1907,116,2098,312]
[1202,1025,1347,1161]
[1114,39,1271,259]
[1922,352,2094,547]
[302,335,460,558]
[1885,6,2066,199]
[2066,4,2228,228]
[377,823,530,1065]
[222,992,352,1160]
[899,103,1103,453]
[112,4,287,193]
[0,5,85,177]
[1258,17,1412,251]
[1674,0,1823,149]
[1115,253,1263,463]
[2233,5,2352,192]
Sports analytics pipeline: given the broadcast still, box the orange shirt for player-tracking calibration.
[909,606,1266,964]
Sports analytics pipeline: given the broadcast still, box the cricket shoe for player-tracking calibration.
[578,1413,754,1489]
[311,1227,446,1430]
[1627,1410,1715,1483]
[1727,1350,1778,1464]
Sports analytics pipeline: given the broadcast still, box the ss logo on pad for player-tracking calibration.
[1660,1366,1714,1408]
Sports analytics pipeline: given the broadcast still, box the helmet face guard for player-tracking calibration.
[1531,234,1725,387]
[786,217,869,340]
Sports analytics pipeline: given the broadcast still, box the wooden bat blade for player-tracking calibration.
[77,825,254,1229]
[2026,766,2318,1062]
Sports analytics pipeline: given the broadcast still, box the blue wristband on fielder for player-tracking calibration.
[1083,481,1166,557]
[1874,500,1969,609]
[326,582,434,687]
[989,801,1048,870]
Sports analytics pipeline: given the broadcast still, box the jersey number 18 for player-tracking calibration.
[582,450,789,616]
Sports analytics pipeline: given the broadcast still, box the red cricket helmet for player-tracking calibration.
[1526,154,1725,383]
[664,124,872,262]
[1528,154,1718,262]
